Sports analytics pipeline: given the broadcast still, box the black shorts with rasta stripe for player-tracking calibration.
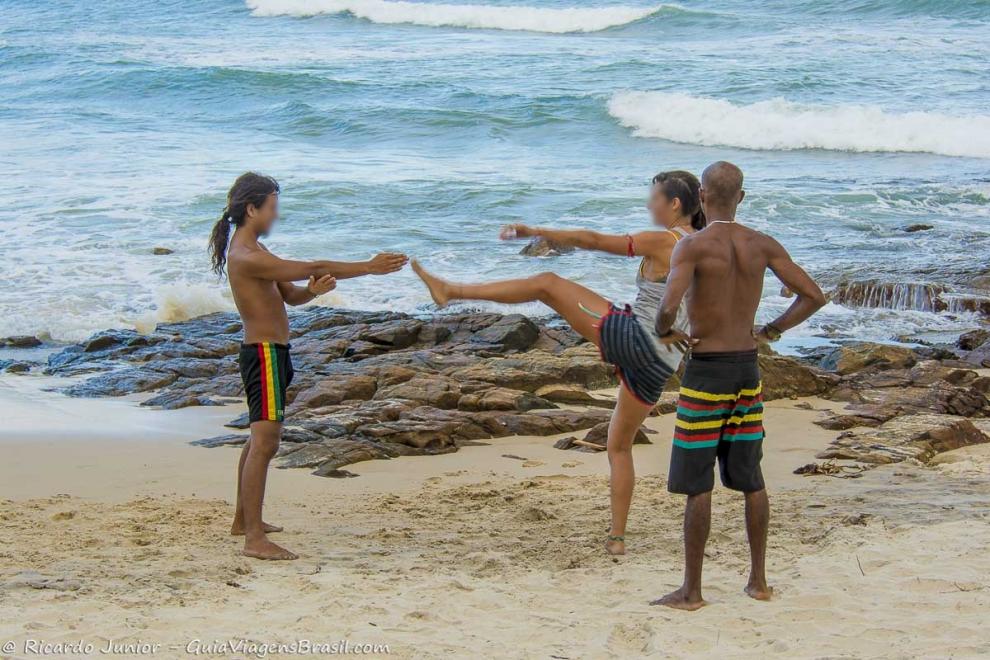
[595,304,676,406]
[668,349,765,496]
[239,342,294,423]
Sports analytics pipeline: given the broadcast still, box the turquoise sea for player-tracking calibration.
[1,0,988,344]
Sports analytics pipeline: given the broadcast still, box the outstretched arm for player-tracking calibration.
[239,249,407,282]
[314,252,408,280]
[503,224,674,258]
[761,237,826,337]
[655,241,696,339]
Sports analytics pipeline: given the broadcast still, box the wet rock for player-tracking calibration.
[818,414,989,464]
[830,280,949,313]
[1,335,42,348]
[957,330,990,368]
[957,329,989,351]
[0,360,32,374]
[519,237,576,257]
[152,247,174,255]
[191,434,249,448]
[141,392,225,410]
[819,342,917,375]
[63,368,178,397]
[903,224,933,233]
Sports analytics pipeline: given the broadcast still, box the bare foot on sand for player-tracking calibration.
[242,537,298,561]
[605,537,625,556]
[650,587,706,611]
[230,521,283,536]
[411,260,450,308]
[745,582,774,601]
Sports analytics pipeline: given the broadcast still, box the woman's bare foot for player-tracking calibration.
[605,536,626,556]
[744,581,773,601]
[242,536,298,561]
[650,587,706,611]
[230,521,283,536]
[411,260,451,308]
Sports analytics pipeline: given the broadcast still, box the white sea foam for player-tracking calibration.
[608,92,990,158]
[132,283,235,335]
[246,0,665,33]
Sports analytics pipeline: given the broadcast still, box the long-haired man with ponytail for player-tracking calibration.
[411,170,705,556]
[210,172,407,560]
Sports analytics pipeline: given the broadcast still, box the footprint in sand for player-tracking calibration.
[607,620,657,655]
[561,461,582,468]
[522,460,545,468]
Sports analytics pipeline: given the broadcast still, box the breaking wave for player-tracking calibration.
[608,92,990,158]
[246,0,669,33]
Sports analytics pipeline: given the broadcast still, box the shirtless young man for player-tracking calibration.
[651,162,826,610]
[208,172,408,560]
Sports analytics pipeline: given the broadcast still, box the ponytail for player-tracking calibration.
[208,209,232,276]
[208,173,280,277]
[691,206,707,230]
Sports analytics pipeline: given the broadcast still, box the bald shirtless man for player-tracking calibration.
[208,172,407,560]
[652,162,826,609]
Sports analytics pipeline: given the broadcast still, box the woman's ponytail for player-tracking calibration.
[691,205,707,230]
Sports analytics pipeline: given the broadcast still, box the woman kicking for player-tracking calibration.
[412,171,705,555]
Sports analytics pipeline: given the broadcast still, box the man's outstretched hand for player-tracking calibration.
[307,274,336,296]
[368,252,409,274]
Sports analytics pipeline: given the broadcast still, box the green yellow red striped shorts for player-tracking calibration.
[239,342,294,423]
[667,349,765,495]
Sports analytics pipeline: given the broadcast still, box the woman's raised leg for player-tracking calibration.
[605,384,653,555]
[412,260,609,344]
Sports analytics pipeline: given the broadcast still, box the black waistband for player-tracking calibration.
[689,349,758,363]
[240,342,291,350]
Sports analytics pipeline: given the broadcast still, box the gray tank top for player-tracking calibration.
[630,226,690,370]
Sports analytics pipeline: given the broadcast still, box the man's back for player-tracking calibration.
[683,223,770,353]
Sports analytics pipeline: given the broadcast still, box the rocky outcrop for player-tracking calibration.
[46,308,615,476]
[518,237,575,257]
[817,414,989,465]
[42,307,989,478]
[957,330,990,368]
[758,354,837,399]
[1,335,42,348]
[817,342,917,375]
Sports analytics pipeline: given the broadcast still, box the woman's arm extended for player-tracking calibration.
[503,224,675,258]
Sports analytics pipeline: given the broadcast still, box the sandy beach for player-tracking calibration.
[2,376,989,659]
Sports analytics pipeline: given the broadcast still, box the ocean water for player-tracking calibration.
[1,0,988,344]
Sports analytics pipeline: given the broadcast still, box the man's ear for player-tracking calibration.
[738,189,746,204]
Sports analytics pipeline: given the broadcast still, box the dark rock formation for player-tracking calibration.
[1,335,42,348]
[518,237,576,257]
